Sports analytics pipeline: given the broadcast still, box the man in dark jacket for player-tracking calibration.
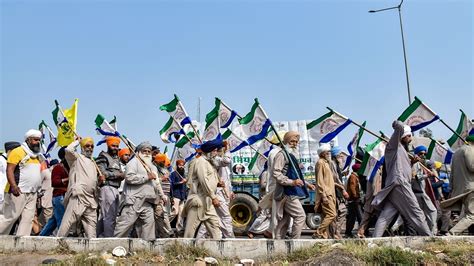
[95,136,124,237]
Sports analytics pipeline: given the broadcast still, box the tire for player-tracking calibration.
[230,193,258,236]
[306,212,322,230]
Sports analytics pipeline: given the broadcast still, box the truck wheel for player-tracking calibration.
[230,193,258,236]
[306,213,322,230]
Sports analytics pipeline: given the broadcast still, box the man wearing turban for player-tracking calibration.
[57,137,101,238]
[411,145,438,234]
[329,146,349,239]
[0,130,43,236]
[313,143,337,239]
[117,148,131,193]
[153,153,173,238]
[270,131,314,239]
[441,133,474,235]
[169,159,187,235]
[114,142,164,240]
[196,140,235,239]
[182,139,223,239]
[371,121,431,237]
[95,136,125,237]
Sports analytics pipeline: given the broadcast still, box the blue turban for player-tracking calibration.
[200,139,223,153]
[414,145,427,155]
[331,146,342,157]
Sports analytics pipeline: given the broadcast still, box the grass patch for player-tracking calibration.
[53,253,107,266]
[424,240,474,265]
[344,242,437,265]
[164,241,211,263]
[265,243,331,263]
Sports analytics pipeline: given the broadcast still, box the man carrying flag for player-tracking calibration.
[57,137,101,238]
[270,131,314,239]
[411,146,438,234]
[441,133,474,235]
[95,136,125,237]
[371,121,432,237]
[114,142,163,240]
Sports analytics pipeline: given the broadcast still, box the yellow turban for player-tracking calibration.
[106,136,121,147]
[434,161,442,170]
[270,131,287,144]
[80,137,94,147]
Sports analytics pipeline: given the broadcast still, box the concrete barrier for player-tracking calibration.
[0,236,472,259]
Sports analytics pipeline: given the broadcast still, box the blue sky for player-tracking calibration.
[1,0,472,153]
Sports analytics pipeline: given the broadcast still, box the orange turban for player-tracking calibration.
[165,157,171,168]
[154,153,167,164]
[106,136,121,147]
[118,148,130,158]
[176,159,185,166]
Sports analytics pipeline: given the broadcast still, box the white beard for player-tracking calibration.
[324,154,332,161]
[284,144,300,160]
[139,153,153,166]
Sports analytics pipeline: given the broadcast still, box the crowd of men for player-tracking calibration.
[0,120,473,240]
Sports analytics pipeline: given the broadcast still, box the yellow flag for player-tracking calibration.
[53,99,78,146]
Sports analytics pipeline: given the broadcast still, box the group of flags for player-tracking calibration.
[38,96,472,182]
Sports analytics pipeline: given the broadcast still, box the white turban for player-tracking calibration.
[24,129,42,140]
[402,125,412,138]
[317,143,331,155]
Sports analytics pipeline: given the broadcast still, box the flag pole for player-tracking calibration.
[55,100,104,178]
[176,99,203,144]
[439,118,467,144]
[327,107,389,142]
[100,118,153,174]
[220,98,275,145]
[413,97,466,144]
[258,99,305,183]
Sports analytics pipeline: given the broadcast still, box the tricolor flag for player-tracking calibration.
[343,121,366,170]
[175,131,199,162]
[95,114,119,145]
[238,99,272,147]
[159,117,186,143]
[159,94,192,127]
[427,138,453,165]
[248,140,273,175]
[398,96,439,132]
[358,138,386,182]
[307,110,352,144]
[203,98,239,141]
[447,110,473,150]
[222,129,248,153]
[52,99,78,147]
[38,120,57,157]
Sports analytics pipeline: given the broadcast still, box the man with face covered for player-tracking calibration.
[371,121,432,237]
[95,136,125,237]
[170,159,187,234]
[0,130,43,236]
[411,145,437,234]
[114,142,164,240]
[57,137,100,238]
[271,131,315,239]
[182,139,223,239]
